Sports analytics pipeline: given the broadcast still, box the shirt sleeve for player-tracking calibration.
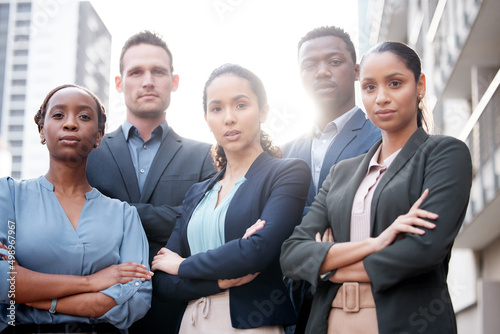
[178,159,311,280]
[98,205,152,329]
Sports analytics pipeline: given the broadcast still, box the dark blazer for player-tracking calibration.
[282,108,381,215]
[86,126,215,261]
[154,152,311,329]
[281,128,473,334]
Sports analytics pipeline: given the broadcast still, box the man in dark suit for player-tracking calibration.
[86,31,215,333]
[282,26,381,333]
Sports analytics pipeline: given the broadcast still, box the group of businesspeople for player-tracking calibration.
[0,24,472,334]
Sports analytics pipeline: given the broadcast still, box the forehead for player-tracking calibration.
[47,87,97,111]
[360,52,408,76]
[299,36,351,62]
[206,74,255,99]
[121,43,171,70]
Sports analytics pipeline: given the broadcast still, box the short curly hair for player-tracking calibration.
[298,26,356,64]
[34,84,106,135]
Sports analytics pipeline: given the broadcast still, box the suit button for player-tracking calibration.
[140,169,145,174]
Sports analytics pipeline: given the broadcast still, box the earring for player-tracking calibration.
[41,138,46,145]
[418,95,424,110]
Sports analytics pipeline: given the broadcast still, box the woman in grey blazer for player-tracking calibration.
[280,42,473,334]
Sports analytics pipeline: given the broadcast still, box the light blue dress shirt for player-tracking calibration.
[122,121,169,194]
[187,176,246,255]
[0,176,151,330]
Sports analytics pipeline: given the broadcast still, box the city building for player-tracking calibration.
[360,0,500,333]
[0,0,111,179]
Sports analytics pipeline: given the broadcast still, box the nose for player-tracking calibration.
[142,71,154,87]
[63,114,78,131]
[375,88,390,106]
[224,108,236,125]
[315,61,331,78]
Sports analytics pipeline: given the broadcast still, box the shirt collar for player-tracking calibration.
[313,106,358,138]
[122,120,170,142]
[366,144,401,175]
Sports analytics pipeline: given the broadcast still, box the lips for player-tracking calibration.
[313,81,336,94]
[224,130,241,137]
[60,135,80,144]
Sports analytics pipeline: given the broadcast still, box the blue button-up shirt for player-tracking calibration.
[0,176,151,330]
[122,121,169,194]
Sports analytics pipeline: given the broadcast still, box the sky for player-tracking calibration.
[89,0,359,145]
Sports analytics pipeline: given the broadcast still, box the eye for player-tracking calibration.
[302,63,316,71]
[363,84,376,92]
[329,59,342,66]
[52,111,64,118]
[236,103,246,109]
[79,114,92,120]
[389,81,402,88]
[130,70,141,76]
[153,69,165,75]
[210,106,221,113]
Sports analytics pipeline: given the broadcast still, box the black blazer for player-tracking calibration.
[86,126,215,261]
[281,128,473,334]
[154,152,311,329]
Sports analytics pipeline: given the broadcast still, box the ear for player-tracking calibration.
[171,74,180,92]
[115,76,123,93]
[417,73,426,97]
[94,129,103,149]
[40,126,46,144]
[259,104,269,123]
[354,64,360,81]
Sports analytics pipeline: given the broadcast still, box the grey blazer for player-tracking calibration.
[281,128,473,334]
[86,126,215,261]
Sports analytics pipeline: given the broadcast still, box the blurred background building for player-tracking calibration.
[360,0,500,333]
[0,0,110,179]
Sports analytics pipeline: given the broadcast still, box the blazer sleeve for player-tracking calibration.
[177,159,310,280]
[280,166,337,287]
[152,211,221,302]
[364,137,473,293]
[130,149,215,246]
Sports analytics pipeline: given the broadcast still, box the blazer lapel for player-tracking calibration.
[105,127,141,202]
[139,129,182,203]
[319,108,367,184]
[338,141,381,241]
[370,128,429,232]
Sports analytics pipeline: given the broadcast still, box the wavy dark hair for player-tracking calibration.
[360,41,432,132]
[34,84,107,135]
[203,63,281,170]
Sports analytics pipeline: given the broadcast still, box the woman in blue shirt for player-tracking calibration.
[0,84,152,333]
[151,64,311,333]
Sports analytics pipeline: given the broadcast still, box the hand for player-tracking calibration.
[218,272,260,290]
[242,219,266,239]
[151,248,185,275]
[315,228,334,243]
[372,189,437,252]
[87,262,153,292]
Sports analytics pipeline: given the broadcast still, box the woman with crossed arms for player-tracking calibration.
[280,42,473,334]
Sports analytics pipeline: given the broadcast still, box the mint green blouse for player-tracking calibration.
[187,176,247,255]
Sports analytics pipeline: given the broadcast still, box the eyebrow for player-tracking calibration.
[361,72,406,82]
[208,95,251,105]
[301,52,345,62]
[49,104,95,112]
